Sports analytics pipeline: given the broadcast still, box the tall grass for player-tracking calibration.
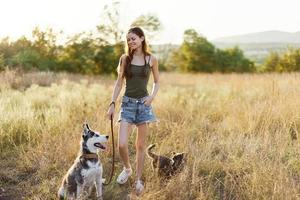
[1,71,300,199]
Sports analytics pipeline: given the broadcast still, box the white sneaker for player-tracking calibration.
[135,179,144,195]
[116,167,132,184]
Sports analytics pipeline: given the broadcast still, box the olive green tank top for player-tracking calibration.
[124,56,151,99]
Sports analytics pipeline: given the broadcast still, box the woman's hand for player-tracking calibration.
[143,96,154,106]
[106,104,115,120]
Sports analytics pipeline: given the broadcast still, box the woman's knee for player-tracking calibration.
[136,142,146,152]
[118,122,131,151]
[119,142,128,151]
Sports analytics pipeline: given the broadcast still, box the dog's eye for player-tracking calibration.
[89,131,95,136]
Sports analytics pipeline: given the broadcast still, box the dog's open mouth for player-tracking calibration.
[94,143,106,150]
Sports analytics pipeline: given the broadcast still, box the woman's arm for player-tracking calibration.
[144,55,159,105]
[106,54,126,119]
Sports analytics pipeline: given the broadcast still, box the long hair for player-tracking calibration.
[122,27,151,79]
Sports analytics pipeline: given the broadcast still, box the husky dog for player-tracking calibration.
[147,144,186,178]
[58,124,109,200]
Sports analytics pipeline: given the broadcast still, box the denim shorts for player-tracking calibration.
[118,95,157,125]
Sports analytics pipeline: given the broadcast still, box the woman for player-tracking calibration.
[106,26,159,195]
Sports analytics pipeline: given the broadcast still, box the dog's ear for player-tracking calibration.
[83,123,90,136]
[172,152,183,159]
[171,153,177,159]
[84,123,90,130]
[181,152,187,157]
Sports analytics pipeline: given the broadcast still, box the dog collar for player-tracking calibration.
[80,153,98,159]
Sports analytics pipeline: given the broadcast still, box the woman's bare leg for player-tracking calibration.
[118,121,133,169]
[135,123,148,180]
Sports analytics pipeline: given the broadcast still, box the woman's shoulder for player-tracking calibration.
[119,54,128,65]
[120,54,127,60]
[146,54,158,66]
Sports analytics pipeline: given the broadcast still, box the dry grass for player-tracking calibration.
[1,70,300,200]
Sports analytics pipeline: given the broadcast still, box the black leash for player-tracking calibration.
[103,115,115,185]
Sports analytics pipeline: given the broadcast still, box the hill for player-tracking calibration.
[212,30,300,43]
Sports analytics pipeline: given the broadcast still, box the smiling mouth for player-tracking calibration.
[94,143,106,150]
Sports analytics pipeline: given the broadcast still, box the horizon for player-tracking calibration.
[1,0,300,44]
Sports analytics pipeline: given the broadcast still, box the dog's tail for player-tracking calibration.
[147,144,159,160]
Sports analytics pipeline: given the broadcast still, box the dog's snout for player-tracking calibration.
[106,135,109,139]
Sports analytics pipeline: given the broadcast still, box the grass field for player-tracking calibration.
[1,70,300,200]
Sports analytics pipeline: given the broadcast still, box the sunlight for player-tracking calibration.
[0,0,299,43]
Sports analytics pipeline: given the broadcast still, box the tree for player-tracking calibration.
[264,48,300,72]
[280,48,300,72]
[169,29,255,73]
[31,27,57,56]
[222,47,255,72]
[96,1,124,45]
[214,49,231,72]
[57,33,96,73]
[96,2,162,45]
[172,29,216,72]
[0,37,14,66]
[131,14,162,42]
[0,1,163,75]
[0,53,5,71]
[12,49,42,71]
[264,52,281,72]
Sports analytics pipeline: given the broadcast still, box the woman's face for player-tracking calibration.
[126,32,144,50]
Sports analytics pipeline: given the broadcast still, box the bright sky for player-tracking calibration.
[1,0,300,44]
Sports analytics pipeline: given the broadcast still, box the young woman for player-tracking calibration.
[106,27,159,195]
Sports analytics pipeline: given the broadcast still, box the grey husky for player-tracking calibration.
[58,124,109,200]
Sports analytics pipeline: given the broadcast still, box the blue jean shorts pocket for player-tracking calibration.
[135,103,156,124]
[140,103,152,115]
[118,96,135,123]
[121,96,130,107]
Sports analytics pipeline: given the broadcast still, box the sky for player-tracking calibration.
[0,0,300,44]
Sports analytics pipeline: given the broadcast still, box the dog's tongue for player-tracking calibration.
[94,143,104,150]
[94,142,109,152]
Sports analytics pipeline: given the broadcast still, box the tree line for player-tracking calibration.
[263,48,300,72]
[0,2,299,74]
